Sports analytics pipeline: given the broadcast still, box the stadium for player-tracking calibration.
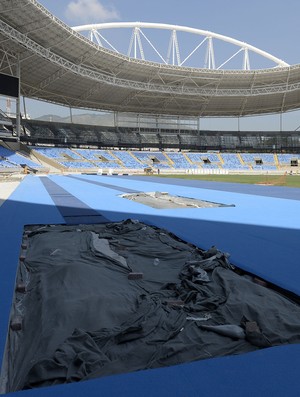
[1,1,300,396]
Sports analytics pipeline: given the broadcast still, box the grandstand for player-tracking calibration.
[1,142,294,175]
[1,117,299,174]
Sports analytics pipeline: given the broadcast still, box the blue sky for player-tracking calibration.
[6,0,300,130]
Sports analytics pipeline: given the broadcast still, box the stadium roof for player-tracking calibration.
[1,0,300,117]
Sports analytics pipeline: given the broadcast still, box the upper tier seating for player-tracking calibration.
[139,133,160,146]
[160,134,180,146]
[180,134,199,146]
[99,130,119,146]
[118,128,139,145]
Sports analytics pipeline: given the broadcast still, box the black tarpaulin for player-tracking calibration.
[4,220,300,392]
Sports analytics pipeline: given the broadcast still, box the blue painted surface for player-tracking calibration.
[121,174,300,201]
[0,177,64,364]
[51,174,300,294]
[1,174,300,396]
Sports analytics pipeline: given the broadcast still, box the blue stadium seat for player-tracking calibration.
[167,152,193,169]
[241,153,277,170]
[221,153,249,170]
[112,151,145,169]
[0,146,42,168]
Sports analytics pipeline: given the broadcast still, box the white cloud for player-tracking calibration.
[65,0,120,24]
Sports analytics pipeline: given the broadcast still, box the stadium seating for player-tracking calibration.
[139,133,160,146]
[0,159,21,169]
[74,149,115,161]
[93,161,122,169]
[277,154,300,165]
[0,146,42,168]
[33,147,95,169]
[167,152,193,169]
[160,134,180,146]
[132,151,171,169]
[180,134,199,146]
[221,153,249,170]
[17,145,299,172]
[112,150,145,169]
[186,152,221,169]
[56,127,77,140]
[26,124,55,140]
[241,153,277,170]
[81,129,98,143]
[118,128,139,145]
[34,147,81,160]
[99,130,120,146]
[201,135,221,147]
[220,135,240,148]
[75,149,122,168]
[59,161,95,169]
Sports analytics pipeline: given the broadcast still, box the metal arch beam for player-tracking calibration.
[73,22,290,68]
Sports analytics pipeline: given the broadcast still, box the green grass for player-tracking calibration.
[152,173,300,188]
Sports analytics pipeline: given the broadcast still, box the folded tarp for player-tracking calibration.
[3,220,300,392]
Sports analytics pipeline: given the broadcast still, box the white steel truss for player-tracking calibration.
[73,22,289,70]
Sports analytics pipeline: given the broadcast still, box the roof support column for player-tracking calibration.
[22,96,27,120]
[177,116,180,133]
[114,111,118,128]
[16,56,21,140]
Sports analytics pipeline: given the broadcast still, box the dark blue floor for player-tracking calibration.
[1,175,300,396]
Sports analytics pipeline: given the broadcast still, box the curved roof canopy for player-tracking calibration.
[0,0,300,117]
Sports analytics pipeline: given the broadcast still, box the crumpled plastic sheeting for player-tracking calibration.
[5,220,300,391]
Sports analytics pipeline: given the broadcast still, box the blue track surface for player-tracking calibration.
[120,174,300,200]
[1,175,300,396]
